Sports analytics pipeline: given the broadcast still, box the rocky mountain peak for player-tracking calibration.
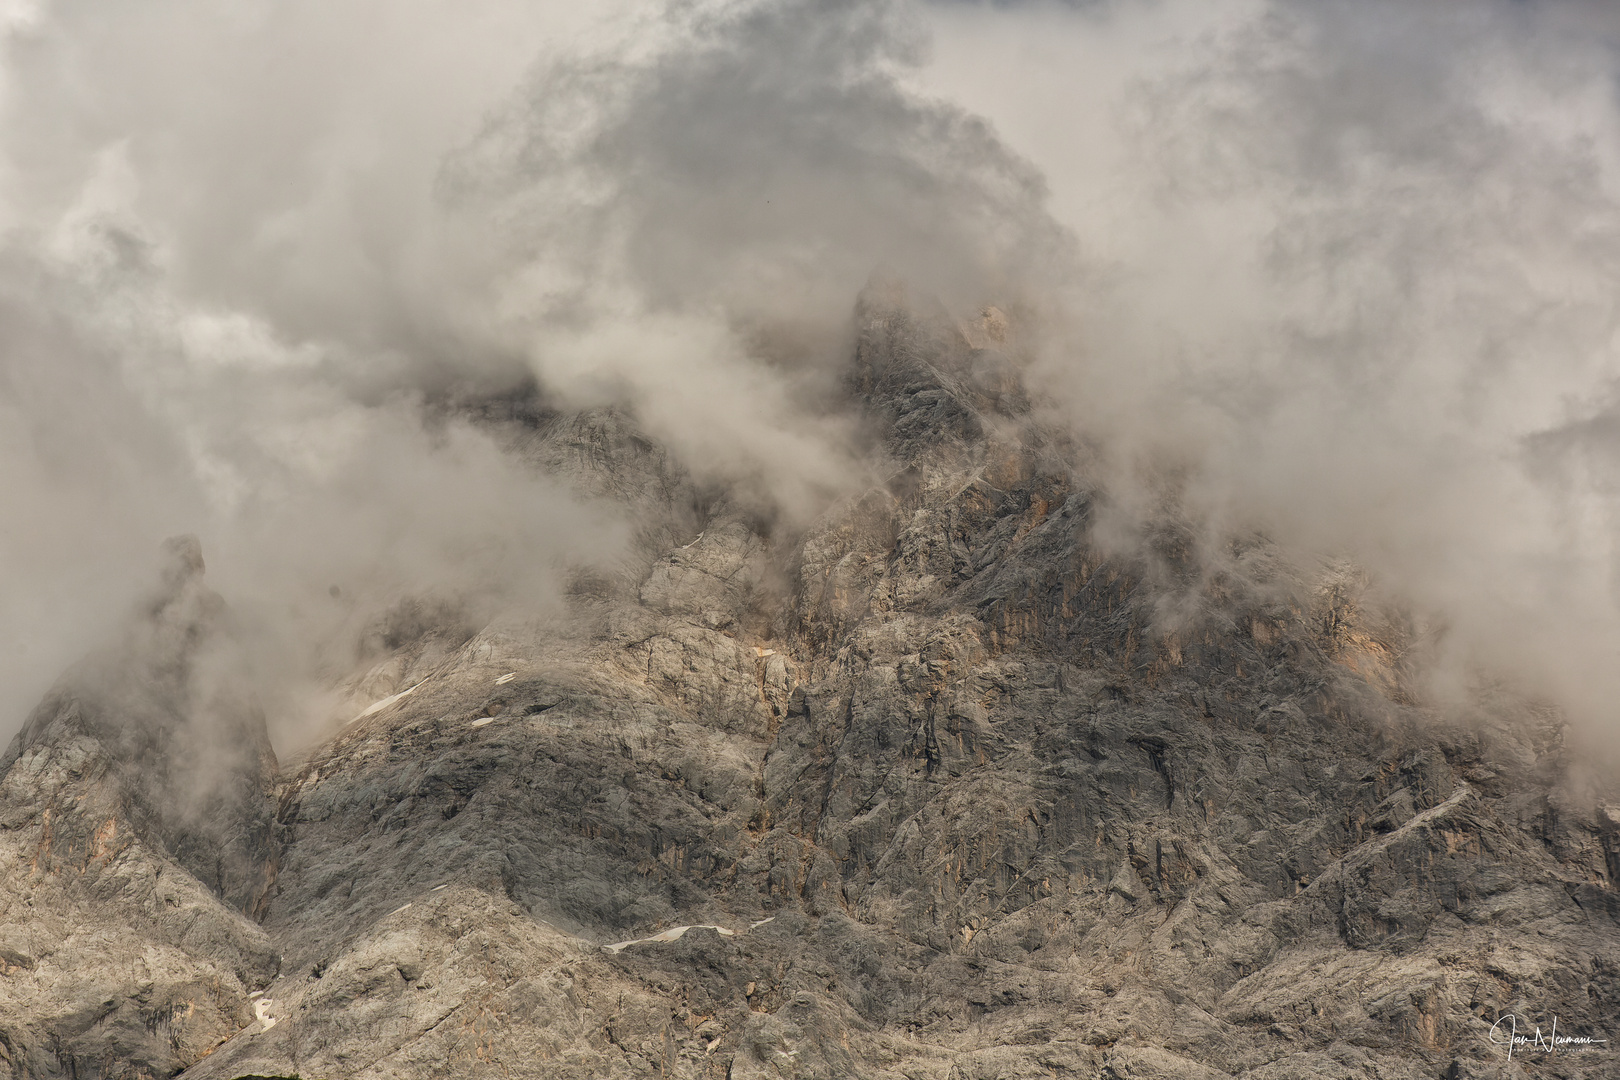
[0,302,1617,1080]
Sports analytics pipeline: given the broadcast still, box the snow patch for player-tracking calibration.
[603,922,757,954]
[353,681,426,723]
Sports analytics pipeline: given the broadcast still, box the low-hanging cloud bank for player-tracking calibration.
[2,0,1619,751]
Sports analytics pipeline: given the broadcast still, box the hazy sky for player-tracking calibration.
[3,0,1620,748]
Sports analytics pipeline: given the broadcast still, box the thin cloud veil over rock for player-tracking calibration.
[926,0,1620,743]
[449,0,1066,507]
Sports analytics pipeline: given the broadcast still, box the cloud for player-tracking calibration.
[8,0,1617,758]
[0,0,638,744]
[0,0,1057,745]
[445,0,1067,503]
[923,0,1620,740]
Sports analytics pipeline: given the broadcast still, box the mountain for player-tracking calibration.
[1,295,1616,1080]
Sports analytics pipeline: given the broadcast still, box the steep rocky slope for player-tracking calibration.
[2,297,1618,1079]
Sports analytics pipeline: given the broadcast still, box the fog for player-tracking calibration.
[923,0,1620,743]
[3,0,1619,750]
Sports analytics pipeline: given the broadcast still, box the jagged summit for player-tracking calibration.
[1,303,1617,1080]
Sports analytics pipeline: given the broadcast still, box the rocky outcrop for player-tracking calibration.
[2,299,1618,1079]
[0,537,279,1078]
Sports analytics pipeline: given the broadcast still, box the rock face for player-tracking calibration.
[2,297,1619,1079]
[0,537,279,1078]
